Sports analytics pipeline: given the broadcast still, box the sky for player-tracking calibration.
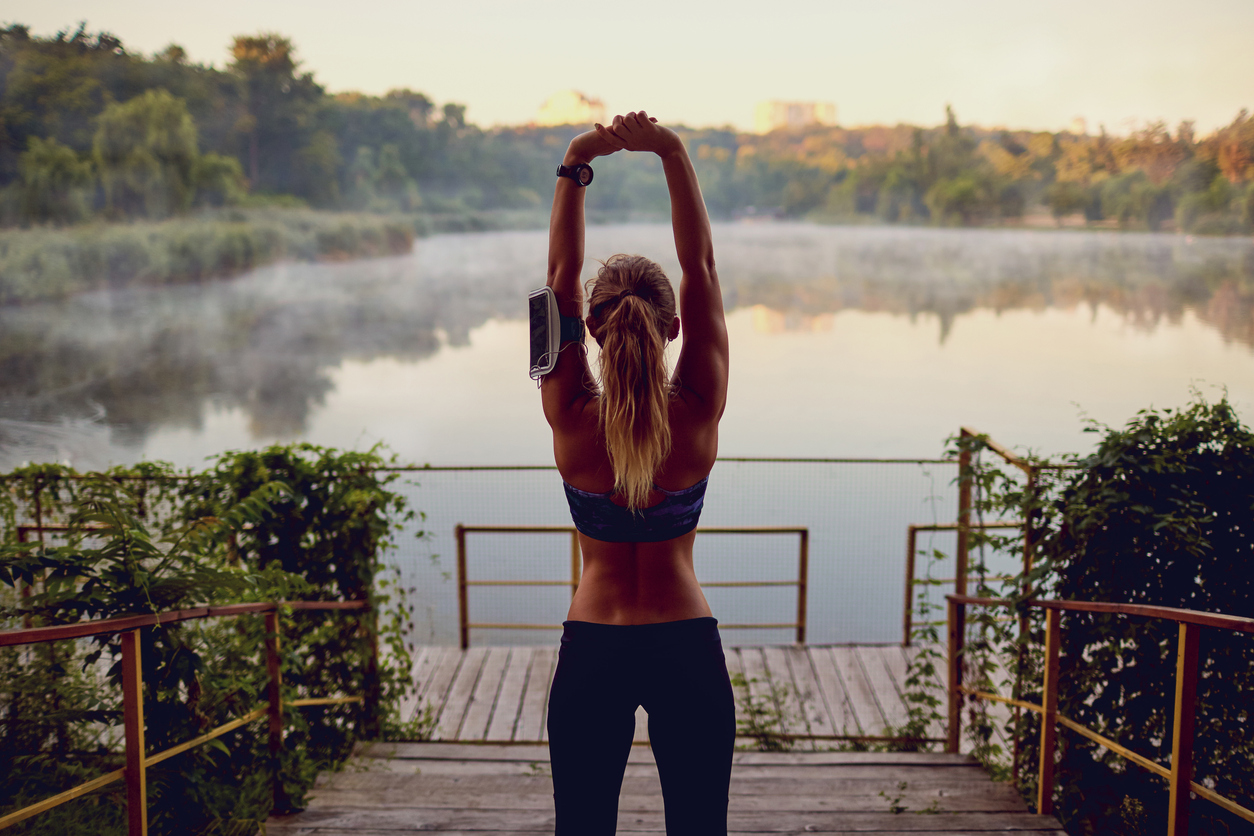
[10,0,1253,135]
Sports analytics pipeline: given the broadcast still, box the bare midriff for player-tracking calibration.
[566,529,713,625]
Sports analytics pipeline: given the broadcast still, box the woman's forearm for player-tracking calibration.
[546,145,591,316]
[660,146,715,276]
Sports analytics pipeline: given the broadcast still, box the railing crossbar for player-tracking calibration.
[455,524,809,648]
[0,600,373,835]
[949,593,1254,831]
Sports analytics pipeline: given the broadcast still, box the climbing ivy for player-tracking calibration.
[902,396,1254,835]
[0,444,420,836]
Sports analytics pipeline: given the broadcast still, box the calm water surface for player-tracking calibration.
[4,224,1252,642]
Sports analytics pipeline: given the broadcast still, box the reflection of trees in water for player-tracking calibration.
[1,226,1251,461]
[720,227,1254,346]
[0,232,544,450]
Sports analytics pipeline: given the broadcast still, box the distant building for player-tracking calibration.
[754,101,837,134]
[535,91,606,127]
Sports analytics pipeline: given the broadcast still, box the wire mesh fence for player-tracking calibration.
[2,459,977,648]
[385,458,961,648]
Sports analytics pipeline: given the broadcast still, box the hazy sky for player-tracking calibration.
[12,0,1253,134]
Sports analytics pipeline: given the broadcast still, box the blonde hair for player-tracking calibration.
[586,254,676,509]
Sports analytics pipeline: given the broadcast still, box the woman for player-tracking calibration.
[541,110,733,836]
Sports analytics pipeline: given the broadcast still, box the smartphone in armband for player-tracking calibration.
[528,287,584,379]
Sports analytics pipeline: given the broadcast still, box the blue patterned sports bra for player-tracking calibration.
[563,477,708,543]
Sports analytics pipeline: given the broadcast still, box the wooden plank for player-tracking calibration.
[782,645,836,743]
[633,705,649,744]
[268,832,1065,836]
[411,645,443,695]
[806,645,858,736]
[304,786,1031,813]
[761,645,813,749]
[458,647,510,741]
[738,647,791,741]
[268,807,1064,832]
[396,646,436,724]
[724,647,753,732]
[434,646,488,740]
[515,647,555,742]
[831,646,888,735]
[856,645,909,730]
[317,772,1005,796]
[485,647,533,741]
[419,647,463,719]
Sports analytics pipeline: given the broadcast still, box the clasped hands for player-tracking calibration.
[570,110,681,161]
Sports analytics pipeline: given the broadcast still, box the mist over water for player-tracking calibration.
[3,222,1251,470]
[6,223,1254,642]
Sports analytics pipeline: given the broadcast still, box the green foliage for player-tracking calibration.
[0,445,420,835]
[899,397,1254,834]
[94,89,201,219]
[1043,180,1091,221]
[6,23,1254,234]
[729,672,795,752]
[17,136,93,223]
[0,207,415,303]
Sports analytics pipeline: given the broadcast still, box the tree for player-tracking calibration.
[17,135,93,223]
[229,33,323,196]
[1043,180,1091,223]
[93,88,200,218]
[191,152,247,206]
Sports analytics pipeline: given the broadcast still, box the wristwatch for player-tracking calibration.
[556,163,594,187]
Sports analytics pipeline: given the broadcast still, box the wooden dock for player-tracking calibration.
[267,645,1054,834]
[267,742,1065,834]
[394,644,988,747]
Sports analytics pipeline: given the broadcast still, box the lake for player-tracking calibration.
[3,223,1252,643]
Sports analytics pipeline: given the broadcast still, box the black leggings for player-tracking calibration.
[546,617,736,836]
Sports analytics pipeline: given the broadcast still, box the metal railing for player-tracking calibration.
[947,594,1254,834]
[454,524,809,648]
[0,599,375,835]
[901,520,1023,646]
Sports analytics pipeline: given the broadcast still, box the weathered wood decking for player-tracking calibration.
[394,644,996,748]
[267,645,1050,834]
[267,742,1065,834]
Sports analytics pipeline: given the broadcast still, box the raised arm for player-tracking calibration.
[547,131,618,315]
[596,112,728,418]
[542,130,619,430]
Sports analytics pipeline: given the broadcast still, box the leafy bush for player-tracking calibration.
[930,397,1254,834]
[0,445,420,835]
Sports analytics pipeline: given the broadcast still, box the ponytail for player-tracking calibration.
[587,255,677,510]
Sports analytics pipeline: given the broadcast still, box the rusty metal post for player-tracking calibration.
[955,431,973,598]
[1037,607,1061,815]
[796,528,809,644]
[903,525,918,646]
[456,525,469,650]
[1167,622,1201,836]
[946,596,965,753]
[120,629,147,836]
[570,531,581,599]
[264,609,286,811]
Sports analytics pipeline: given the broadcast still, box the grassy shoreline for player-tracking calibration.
[0,207,555,305]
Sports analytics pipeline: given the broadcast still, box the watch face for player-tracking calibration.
[577,166,593,186]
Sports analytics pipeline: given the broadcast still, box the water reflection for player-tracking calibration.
[1,224,1251,468]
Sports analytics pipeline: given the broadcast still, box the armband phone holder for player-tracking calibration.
[529,286,585,379]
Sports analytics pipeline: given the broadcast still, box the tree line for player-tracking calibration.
[3,23,1253,234]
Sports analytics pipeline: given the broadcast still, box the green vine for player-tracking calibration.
[898,395,1254,835]
[0,443,420,835]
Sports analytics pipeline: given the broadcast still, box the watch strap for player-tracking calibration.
[556,163,593,187]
